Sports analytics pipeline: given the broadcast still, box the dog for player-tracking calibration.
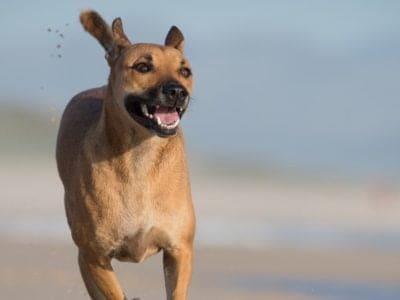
[56,10,195,300]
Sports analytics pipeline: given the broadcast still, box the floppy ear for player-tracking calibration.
[80,10,130,64]
[165,26,184,52]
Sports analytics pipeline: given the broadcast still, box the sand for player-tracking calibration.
[1,159,400,299]
[1,238,400,300]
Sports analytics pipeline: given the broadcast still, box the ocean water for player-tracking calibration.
[1,1,400,180]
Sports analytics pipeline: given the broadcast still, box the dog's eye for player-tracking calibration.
[180,67,191,78]
[133,63,153,73]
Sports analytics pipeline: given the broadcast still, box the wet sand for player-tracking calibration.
[1,238,400,300]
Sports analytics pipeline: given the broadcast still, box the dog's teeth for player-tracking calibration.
[140,104,149,117]
[171,118,180,128]
[155,115,180,130]
[163,118,180,129]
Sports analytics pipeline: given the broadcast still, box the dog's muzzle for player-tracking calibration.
[162,82,188,107]
[124,82,189,137]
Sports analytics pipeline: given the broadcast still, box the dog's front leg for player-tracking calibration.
[163,244,193,300]
[78,251,126,300]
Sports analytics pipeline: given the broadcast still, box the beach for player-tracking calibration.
[1,159,400,299]
[2,2,400,298]
[2,238,400,300]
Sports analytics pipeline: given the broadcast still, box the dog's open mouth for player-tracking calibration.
[125,95,186,137]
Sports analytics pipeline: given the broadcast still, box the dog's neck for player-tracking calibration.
[88,86,178,177]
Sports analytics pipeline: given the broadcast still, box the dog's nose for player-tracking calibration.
[162,83,188,105]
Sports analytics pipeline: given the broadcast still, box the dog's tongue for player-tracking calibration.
[154,106,179,125]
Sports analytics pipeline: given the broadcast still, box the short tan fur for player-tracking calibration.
[56,10,195,300]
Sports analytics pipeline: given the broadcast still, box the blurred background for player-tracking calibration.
[1,1,400,299]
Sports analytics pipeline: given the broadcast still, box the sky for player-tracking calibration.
[1,0,400,179]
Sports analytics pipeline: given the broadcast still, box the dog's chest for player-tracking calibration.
[111,223,163,263]
[103,192,170,263]
[85,151,187,261]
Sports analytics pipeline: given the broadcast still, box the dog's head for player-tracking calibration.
[80,10,192,137]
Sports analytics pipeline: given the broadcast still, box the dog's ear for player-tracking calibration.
[112,17,131,47]
[80,10,114,54]
[80,10,130,65]
[165,26,184,52]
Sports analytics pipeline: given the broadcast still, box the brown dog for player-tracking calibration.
[56,10,195,300]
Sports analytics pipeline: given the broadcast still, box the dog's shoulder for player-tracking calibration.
[60,86,106,129]
[67,86,106,115]
[73,86,107,101]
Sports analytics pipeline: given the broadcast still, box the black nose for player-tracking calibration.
[162,82,188,105]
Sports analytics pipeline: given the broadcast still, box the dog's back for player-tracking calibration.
[56,87,105,184]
